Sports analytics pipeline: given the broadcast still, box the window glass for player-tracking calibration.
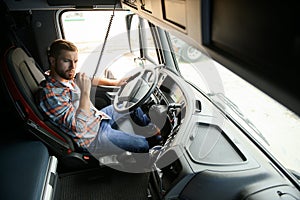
[141,19,159,64]
[61,10,134,78]
[129,14,140,58]
[61,11,158,80]
[169,32,300,174]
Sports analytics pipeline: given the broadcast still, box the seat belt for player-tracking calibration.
[91,0,118,82]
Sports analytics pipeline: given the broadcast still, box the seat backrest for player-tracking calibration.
[1,46,76,155]
[1,46,131,168]
[7,47,46,119]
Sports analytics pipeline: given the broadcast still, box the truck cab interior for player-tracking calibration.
[0,0,300,200]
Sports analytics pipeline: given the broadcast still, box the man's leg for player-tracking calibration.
[100,105,161,147]
[130,107,151,126]
[101,105,150,127]
[94,120,150,154]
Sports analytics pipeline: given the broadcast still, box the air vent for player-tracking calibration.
[195,100,201,112]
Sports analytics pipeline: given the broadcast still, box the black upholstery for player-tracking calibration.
[7,47,46,119]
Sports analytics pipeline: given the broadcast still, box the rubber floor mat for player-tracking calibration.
[58,167,150,200]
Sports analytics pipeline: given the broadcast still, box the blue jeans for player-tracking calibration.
[88,105,151,155]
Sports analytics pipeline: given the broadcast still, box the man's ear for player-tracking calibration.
[49,56,55,66]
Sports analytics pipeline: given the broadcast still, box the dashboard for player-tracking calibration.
[148,68,300,200]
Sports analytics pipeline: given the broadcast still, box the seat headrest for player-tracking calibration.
[6,47,46,119]
[10,48,45,94]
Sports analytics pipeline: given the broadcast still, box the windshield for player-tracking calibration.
[168,32,300,175]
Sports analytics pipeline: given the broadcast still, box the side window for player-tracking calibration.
[61,11,160,80]
[128,15,159,67]
[168,33,203,64]
[129,14,140,58]
[61,10,134,79]
[141,20,159,65]
[168,32,300,174]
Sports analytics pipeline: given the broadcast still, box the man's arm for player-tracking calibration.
[45,70,127,86]
[92,76,128,86]
[75,72,92,114]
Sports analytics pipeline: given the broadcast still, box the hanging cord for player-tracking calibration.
[91,0,118,82]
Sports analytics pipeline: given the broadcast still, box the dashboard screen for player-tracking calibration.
[169,83,183,103]
[160,75,184,104]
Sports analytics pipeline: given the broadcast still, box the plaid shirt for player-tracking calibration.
[37,76,100,147]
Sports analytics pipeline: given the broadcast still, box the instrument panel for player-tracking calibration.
[156,72,185,106]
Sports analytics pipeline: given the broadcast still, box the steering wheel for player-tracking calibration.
[113,66,158,113]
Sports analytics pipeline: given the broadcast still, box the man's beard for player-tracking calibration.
[55,66,75,80]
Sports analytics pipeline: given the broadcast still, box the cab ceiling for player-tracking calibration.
[3,0,121,10]
[3,0,300,117]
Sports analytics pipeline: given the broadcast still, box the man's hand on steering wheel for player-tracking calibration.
[113,66,158,113]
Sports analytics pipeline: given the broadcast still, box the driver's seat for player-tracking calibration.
[1,46,159,170]
[1,46,99,169]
